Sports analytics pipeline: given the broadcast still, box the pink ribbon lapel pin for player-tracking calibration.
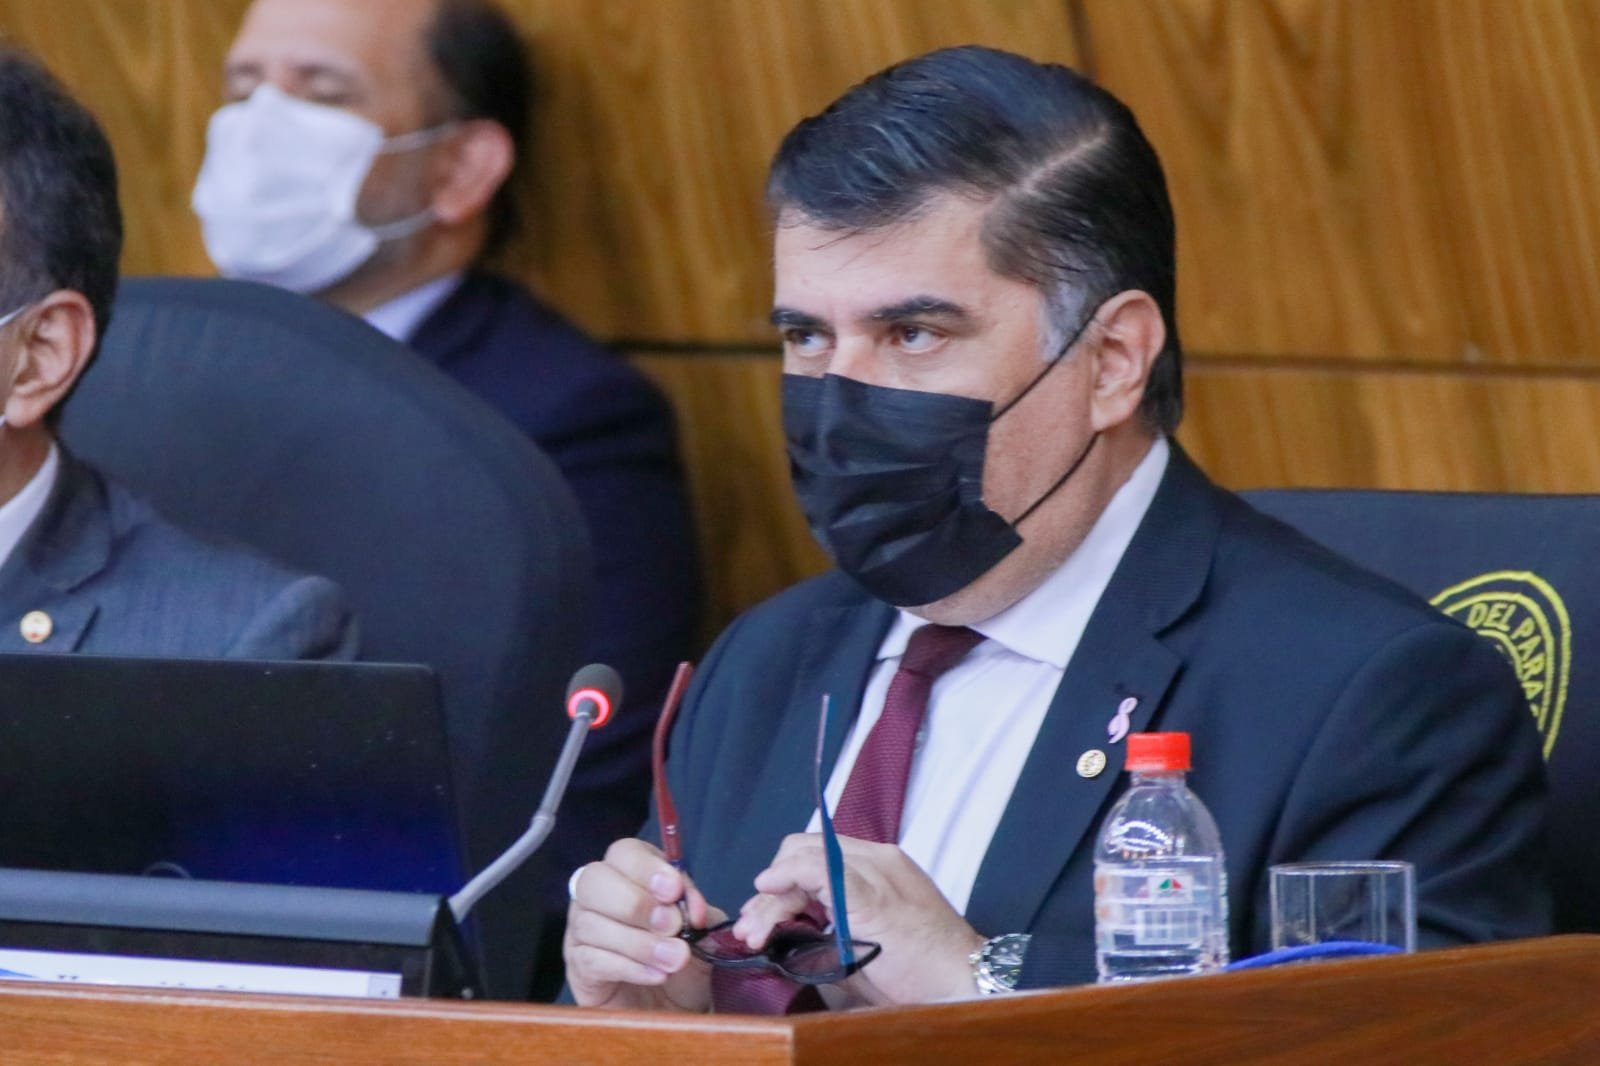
[1107,696,1136,745]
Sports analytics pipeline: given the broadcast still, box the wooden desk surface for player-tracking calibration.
[0,935,1594,1065]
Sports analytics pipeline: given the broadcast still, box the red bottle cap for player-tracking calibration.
[1125,731,1191,773]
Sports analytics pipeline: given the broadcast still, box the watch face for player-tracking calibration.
[988,936,1028,968]
[979,933,1030,992]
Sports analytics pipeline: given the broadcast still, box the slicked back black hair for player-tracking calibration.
[767,46,1182,434]
[0,44,122,348]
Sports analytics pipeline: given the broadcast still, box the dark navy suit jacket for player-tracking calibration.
[655,446,1550,989]
[0,449,357,659]
[410,272,702,907]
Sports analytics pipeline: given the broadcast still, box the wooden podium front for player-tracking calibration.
[2,936,1596,1065]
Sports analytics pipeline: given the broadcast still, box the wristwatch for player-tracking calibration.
[969,932,1031,995]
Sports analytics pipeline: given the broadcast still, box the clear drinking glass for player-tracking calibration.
[1270,861,1416,953]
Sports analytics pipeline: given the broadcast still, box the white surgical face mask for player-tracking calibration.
[191,83,453,294]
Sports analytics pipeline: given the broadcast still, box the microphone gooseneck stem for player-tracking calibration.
[448,703,595,923]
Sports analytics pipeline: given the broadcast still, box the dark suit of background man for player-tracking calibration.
[563,46,1550,1012]
[190,0,703,991]
[0,47,356,660]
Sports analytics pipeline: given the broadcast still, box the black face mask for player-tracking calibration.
[783,327,1098,607]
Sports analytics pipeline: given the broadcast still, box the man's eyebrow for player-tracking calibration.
[866,296,972,322]
[289,62,362,86]
[223,58,361,87]
[770,297,973,332]
[770,307,828,330]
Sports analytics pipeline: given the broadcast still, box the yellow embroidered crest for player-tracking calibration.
[1432,571,1569,759]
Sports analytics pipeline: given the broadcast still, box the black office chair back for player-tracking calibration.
[61,277,593,998]
[1246,487,1596,933]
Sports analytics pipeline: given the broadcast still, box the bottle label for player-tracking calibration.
[1140,873,1194,904]
[1094,868,1209,947]
[1134,905,1205,946]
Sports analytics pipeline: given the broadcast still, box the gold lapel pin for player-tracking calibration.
[1076,749,1108,779]
[19,610,52,644]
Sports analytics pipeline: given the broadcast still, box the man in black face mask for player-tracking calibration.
[563,46,1548,1011]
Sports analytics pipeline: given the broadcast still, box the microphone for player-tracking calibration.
[448,664,622,923]
[565,664,620,729]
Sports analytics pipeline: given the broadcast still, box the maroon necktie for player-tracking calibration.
[712,623,983,1014]
[832,624,985,844]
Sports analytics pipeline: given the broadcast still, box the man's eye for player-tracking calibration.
[894,324,942,352]
[222,75,260,103]
[782,328,829,355]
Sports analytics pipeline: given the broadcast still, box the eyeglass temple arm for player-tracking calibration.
[815,694,858,967]
[653,660,696,866]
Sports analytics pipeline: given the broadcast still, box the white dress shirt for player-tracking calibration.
[0,443,60,573]
[361,271,464,343]
[809,437,1170,915]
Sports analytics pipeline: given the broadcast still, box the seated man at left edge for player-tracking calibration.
[0,45,357,659]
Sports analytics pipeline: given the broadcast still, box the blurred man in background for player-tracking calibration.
[193,0,701,995]
[0,44,356,660]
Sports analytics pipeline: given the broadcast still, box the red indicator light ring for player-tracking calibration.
[567,687,613,728]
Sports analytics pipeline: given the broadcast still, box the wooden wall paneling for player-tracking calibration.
[24,0,1600,365]
[629,351,829,638]
[1180,361,1600,493]
[1422,0,1600,367]
[11,0,1600,366]
[4,0,1088,338]
[1084,0,1600,367]
[1082,0,1462,362]
[0,0,251,280]
[503,0,1085,343]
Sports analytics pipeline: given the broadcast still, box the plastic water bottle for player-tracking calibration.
[1094,731,1229,982]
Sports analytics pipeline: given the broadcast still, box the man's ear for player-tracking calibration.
[1087,289,1165,433]
[429,119,514,227]
[3,290,96,429]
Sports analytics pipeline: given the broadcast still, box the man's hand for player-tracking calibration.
[563,837,722,1012]
[731,834,985,1006]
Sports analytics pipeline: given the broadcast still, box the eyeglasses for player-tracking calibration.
[652,665,881,985]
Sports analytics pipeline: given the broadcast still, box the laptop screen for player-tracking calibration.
[0,654,464,895]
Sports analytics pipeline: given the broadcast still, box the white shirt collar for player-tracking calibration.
[879,436,1171,668]
[0,443,61,573]
[361,272,464,342]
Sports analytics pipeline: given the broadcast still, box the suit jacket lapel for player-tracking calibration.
[722,594,894,886]
[406,272,495,370]
[0,450,110,653]
[965,445,1224,934]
